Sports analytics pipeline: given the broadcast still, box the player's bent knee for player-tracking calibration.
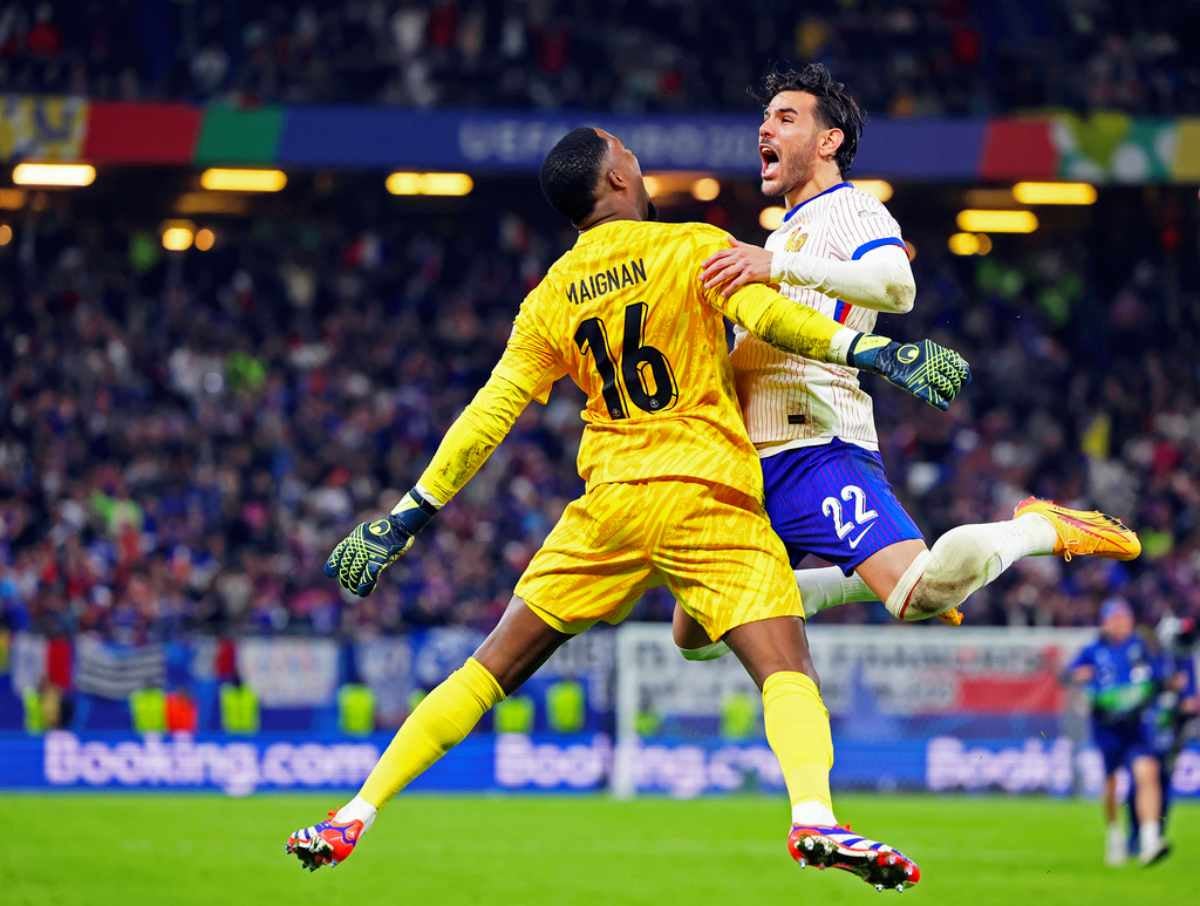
[672,606,711,650]
[894,531,992,620]
[903,582,970,621]
[724,617,820,689]
[1132,755,1160,782]
[473,596,572,694]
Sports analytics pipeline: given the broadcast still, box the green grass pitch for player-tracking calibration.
[1,793,1193,904]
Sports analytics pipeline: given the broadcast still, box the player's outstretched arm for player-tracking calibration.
[776,243,915,313]
[702,241,916,313]
[326,288,562,597]
[324,371,537,597]
[715,283,970,411]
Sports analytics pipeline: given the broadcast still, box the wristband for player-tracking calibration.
[390,487,440,536]
[845,333,893,369]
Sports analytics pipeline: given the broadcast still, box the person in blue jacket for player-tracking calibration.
[1127,616,1199,856]
[1066,598,1168,866]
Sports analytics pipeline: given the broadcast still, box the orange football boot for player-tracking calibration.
[1013,497,1141,562]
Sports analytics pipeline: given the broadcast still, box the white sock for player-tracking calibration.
[887,515,1058,620]
[791,800,838,828]
[995,513,1059,561]
[1139,821,1161,855]
[933,515,1057,580]
[334,794,378,832]
[794,566,876,617]
[1104,822,1127,865]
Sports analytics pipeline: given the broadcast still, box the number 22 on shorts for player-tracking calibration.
[822,484,879,548]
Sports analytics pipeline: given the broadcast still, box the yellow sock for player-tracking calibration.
[359,657,504,808]
[762,671,836,825]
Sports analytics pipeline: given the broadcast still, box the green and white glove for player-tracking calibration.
[847,334,971,411]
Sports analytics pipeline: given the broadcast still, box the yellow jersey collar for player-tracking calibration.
[574,219,641,247]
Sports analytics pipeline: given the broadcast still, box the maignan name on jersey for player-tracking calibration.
[566,257,647,305]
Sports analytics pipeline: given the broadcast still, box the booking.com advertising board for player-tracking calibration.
[4,626,1198,797]
[3,730,1200,799]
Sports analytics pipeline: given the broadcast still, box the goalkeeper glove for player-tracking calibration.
[324,488,440,597]
[846,334,971,412]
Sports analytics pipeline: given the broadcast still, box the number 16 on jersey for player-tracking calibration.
[575,302,679,419]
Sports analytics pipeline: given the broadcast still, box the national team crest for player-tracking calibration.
[785,230,809,252]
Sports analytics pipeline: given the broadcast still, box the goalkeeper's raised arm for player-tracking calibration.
[323,304,560,597]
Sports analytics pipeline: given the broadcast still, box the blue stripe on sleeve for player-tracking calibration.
[851,236,906,260]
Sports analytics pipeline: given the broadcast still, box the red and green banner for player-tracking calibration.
[2,94,1199,181]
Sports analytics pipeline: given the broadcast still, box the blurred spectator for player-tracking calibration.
[0,184,1197,640]
[0,1,1196,115]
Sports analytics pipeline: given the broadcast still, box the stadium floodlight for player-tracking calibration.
[690,177,721,202]
[759,206,786,230]
[853,179,893,202]
[161,223,195,251]
[947,232,992,256]
[199,168,288,192]
[956,209,1037,233]
[12,163,96,187]
[194,228,216,252]
[0,224,12,246]
[386,172,423,195]
[421,172,473,196]
[385,172,474,196]
[964,188,1017,208]
[643,175,663,198]
[1012,181,1097,205]
[948,233,979,255]
[0,188,25,209]
[174,192,252,216]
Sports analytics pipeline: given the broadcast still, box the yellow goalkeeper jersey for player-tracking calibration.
[494,219,773,499]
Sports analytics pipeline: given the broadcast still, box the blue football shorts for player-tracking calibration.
[760,438,924,575]
[1093,718,1156,774]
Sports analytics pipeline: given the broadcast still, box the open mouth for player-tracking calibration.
[760,144,781,180]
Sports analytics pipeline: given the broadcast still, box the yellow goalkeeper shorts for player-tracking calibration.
[515,478,804,641]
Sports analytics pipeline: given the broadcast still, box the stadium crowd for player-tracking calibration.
[1,1,1197,115]
[1,186,1197,642]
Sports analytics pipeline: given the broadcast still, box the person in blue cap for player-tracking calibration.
[1126,616,1199,857]
[1065,597,1168,866]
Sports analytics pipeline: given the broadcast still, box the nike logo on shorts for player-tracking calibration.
[848,522,876,550]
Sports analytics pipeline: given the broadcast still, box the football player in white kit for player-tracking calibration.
[674,64,1140,658]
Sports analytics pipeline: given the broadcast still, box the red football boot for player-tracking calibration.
[285,810,365,871]
[788,824,921,892]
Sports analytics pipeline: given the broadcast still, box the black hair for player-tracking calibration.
[755,63,865,176]
[539,127,609,225]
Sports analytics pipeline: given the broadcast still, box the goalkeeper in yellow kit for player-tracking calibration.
[284,127,969,892]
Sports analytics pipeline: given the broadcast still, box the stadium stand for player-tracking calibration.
[1,1,1197,115]
[2,191,1197,649]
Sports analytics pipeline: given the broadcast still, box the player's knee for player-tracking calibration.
[904,580,969,621]
[899,531,986,619]
[1132,756,1160,783]
[672,607,709,650]
[746,652,822,691]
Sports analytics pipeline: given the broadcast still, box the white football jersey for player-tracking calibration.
[730,181,905,453]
